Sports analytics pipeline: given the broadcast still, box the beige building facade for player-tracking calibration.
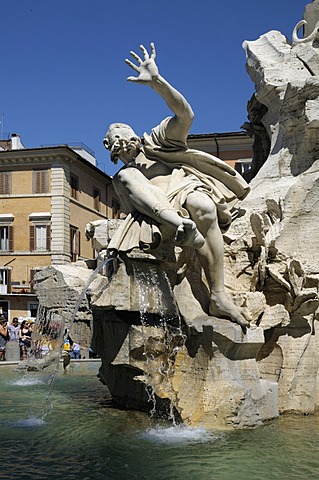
[0,137,118,321]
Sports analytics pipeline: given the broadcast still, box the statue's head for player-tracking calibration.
[103,123,141,165]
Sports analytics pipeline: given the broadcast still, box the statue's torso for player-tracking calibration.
[131,151,175,191]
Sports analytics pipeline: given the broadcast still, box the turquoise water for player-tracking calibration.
[1,362,319,480]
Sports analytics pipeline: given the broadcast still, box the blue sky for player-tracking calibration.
[0,0,308,176]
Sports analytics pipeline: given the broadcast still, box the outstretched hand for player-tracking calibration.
[125,43,159,84]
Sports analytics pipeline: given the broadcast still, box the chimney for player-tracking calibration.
[11,133,24,150]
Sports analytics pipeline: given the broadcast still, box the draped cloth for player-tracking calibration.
[108,117,250,253]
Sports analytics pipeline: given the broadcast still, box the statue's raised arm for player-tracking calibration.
[126,43,194,143]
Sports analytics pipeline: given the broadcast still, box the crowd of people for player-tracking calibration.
[0,316,34,361]
[0,315,85,361]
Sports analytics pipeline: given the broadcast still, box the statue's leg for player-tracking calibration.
[185,191,250,327]
[114,168,204,248]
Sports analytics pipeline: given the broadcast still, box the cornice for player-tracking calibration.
[0,150,72,166]
[0,146,113,182]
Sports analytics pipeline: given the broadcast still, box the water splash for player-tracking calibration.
[12,416,46,428]
[7,376,45,386]
[2,416,46,428]
[140,425,219,444]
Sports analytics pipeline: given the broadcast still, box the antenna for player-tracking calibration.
[0,113,4,139]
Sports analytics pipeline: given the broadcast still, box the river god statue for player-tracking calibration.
[103,43,250,327]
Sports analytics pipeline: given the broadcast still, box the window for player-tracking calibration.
[70,174,79,199]
[0,172,11,194]
[70,226,80,262]
[30,224,51,251]
[242,163,252,173]
[0,225,13,251]
[36,225,48,250]
[235,159,252,176]
[93,188,101,211]
[28,302,39,318]
[0,301,9,318]
[112,198,121,219]
[0,269,11,294]
[33,169,48,194]
[0,227,8,251]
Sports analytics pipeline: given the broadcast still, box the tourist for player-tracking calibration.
[0,317,10,361]
[63,337,71,353]
[8,317,20,341]
[19,320,32,360]
[71,342,81,359]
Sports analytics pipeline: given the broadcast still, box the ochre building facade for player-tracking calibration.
[0,139,119,321]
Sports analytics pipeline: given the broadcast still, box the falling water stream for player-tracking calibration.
[132,260,186,424]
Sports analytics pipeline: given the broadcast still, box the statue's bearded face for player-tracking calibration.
[103,124,141,164]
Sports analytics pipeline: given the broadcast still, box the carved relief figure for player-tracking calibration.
[103,43,251,327]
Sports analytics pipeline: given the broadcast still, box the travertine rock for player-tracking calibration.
[93,307,277,430]
[34,265,107,347]
[259,304,290,329]
[237,0,319,419]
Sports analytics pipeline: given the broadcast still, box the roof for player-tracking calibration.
[188,131,250,139]
[0,145,113,182]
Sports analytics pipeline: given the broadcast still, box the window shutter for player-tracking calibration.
[30,269,35,293]
[112,198,121,219]
[70,175,79,199]
[0,174,5,194]
[8,225,13,251]
[93,188,100,211]
[36,171,42,193]
[30,225,35,250]
[7,269,11,293]
[34,170,48,194]
[46,224,51,251]
[75,230,80,256]
[0,173,10,194]
[44,170,48,192]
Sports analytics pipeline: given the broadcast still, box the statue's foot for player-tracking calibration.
[175,219,205,249]
[209,292,251,328]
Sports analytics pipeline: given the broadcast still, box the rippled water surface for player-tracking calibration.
[1,362,319,480]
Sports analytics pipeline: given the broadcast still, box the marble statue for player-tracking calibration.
[37,2,319,428]
[102,43,250,327]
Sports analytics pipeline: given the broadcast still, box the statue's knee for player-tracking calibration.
[187,193,217,223]
[202,205,218,225]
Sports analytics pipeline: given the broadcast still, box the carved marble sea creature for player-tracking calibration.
[292,19,319,45]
